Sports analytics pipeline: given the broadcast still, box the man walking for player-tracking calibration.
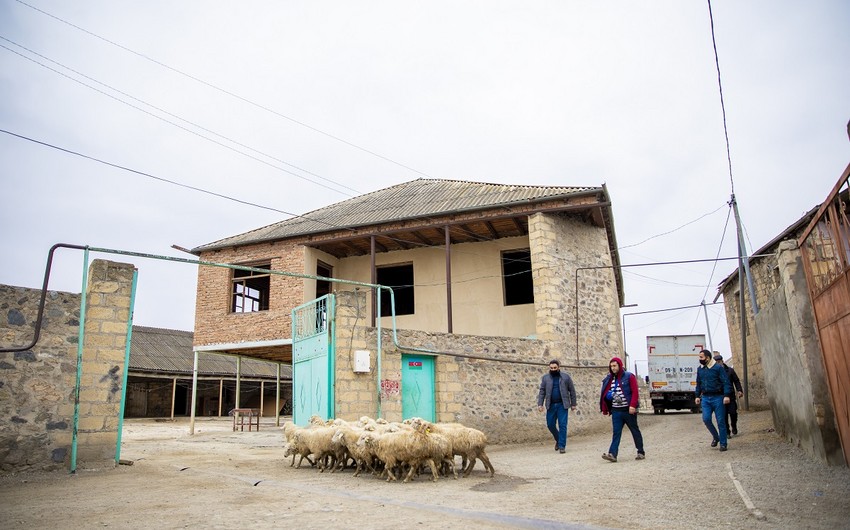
[714,353,744,436]
[695,349,732,451]
[537,359,577,453]
[599,356,645,462]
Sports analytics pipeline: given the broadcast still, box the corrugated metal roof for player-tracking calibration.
[130,326,289,378]
[193,178,597,252]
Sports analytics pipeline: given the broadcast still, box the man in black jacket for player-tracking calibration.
[537,359,577,454]
[714,354,744,436]
[695,349,732,451]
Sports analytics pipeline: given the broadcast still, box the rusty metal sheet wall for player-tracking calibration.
[811,273,850,466]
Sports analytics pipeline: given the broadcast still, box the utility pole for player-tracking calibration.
[731,194,755,411]
[701,300,714,351]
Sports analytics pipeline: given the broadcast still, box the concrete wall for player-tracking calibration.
[754,241,844,465]
[334,235,537,337]
[0,259,135,473]
[332,290,609,444]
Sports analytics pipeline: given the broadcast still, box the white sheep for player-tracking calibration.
[420,420,495,477]
[362,423,440,483]
[331,424,375,477]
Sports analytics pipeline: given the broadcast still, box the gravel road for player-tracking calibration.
[1,409,848,529]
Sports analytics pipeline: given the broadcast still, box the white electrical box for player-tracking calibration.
[354,350,371,373]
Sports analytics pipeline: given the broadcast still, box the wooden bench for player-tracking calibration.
[231,408,260,432]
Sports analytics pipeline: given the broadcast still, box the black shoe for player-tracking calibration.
[732,429,738,435]
[711,439,719,447]
[554,443,559,451]
[559,448,565,454]
[719,445,728,452]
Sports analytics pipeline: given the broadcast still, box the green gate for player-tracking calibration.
[292,295,334,426]
[401,354,435,422]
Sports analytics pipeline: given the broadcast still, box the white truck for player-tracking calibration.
[646,334,706,414]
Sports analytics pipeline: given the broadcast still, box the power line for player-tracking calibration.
[706,0,736,194]
[0,128,504,259]
[0,39,358,197]
[618,203,727,250]
[12,0,438,181]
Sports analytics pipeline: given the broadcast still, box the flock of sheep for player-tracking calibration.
[282,415,495,483]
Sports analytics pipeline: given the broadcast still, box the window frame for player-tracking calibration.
[231,262,271,313]
[501,249,534,306]
[377,262,415,316]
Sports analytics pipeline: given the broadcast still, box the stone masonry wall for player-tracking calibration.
[755,240,844,466]
[0,285,79,472]
[0,259,135,473]
[529,212,622,365]
[75,260,135,467]
[333,290,610,444]
[721,249,782,410]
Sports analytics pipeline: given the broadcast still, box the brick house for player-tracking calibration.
[190,179,625,442]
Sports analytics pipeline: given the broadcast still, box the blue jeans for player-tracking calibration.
[701,395,728,446]
[546,402,569,449]
[608,409,644,457]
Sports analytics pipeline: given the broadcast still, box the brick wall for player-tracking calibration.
[194,242,304,346]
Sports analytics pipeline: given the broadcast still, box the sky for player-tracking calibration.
[1,1,848,374]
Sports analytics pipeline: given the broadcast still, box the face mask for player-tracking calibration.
[699,359,708,366]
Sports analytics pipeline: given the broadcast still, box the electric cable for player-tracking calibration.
[12,0,438,181]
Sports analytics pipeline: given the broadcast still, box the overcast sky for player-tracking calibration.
[1,1,848,373]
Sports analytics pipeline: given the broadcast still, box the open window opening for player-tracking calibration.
[316,261,333,298]
[502,249,534,306]
[232,263,271,313]
[377,263,414,316]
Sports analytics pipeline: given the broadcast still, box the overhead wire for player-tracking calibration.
[0,38,358,197]
[12,0,438,181]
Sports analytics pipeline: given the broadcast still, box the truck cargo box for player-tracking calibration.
[646,334,706,414]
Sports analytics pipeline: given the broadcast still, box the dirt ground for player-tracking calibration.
[1,409,849,530]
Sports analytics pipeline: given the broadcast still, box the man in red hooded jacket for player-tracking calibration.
[599,356,645,462]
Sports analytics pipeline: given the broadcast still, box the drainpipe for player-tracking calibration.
[70,247,90,474]
[114,268,138,465]
[376,287,382,419]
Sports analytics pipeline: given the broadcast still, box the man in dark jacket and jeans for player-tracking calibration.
[695,349,733,451]
[599,356,645,462]
[537,359,577,453]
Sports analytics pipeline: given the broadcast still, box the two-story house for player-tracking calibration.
[190,178,624,442]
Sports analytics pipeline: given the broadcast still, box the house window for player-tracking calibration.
[502,249,534,306]
[316,261,333,298]
[377,263,414,316]
[232,263,271,313]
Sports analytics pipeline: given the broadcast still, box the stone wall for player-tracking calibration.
[0,259,135,473]
[721,250,782,409]
[529,212,622,365]
[333,290,610,444]
[0,285,79,472]
[754,241,844,465]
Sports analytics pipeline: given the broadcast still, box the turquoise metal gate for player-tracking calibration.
[291,295,335,426]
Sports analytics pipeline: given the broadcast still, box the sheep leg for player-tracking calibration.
[478,450,495,476]
[426,459,440,482]
[463,457,478,477]
[443,457,458,479]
